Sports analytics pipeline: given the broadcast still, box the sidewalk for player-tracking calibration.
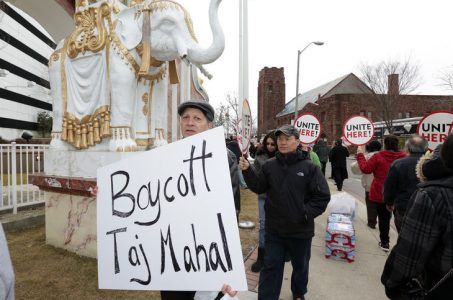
[238,182,397,299]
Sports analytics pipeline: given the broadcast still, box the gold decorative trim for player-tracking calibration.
[135,139,150,146]
[67,3,111,59]
[142,92,149,116]
[146,1,198,43]
[61,105,111,150]
[109,32,167,82]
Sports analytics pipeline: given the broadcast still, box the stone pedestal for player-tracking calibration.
[29,150,136,257]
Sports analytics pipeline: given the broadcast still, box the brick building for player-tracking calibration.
[271,73,453,142]
[257,67,285,136]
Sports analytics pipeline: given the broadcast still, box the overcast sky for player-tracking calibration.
[178,0,453,116]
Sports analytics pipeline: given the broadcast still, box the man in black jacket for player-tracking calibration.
[383,135,427,232]
[239,124,330,300]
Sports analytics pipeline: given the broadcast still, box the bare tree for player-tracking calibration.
[359,57,422,133]
[438,65,453,91]
[214,92,241,136]
[214,103,229,133]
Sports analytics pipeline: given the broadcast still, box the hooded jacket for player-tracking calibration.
[357,150,406,202]
[351,151,378,192]
[381,150,453,299]
[243,149,330,237]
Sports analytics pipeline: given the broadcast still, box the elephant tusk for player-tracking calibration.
[195,64,213,80]
[181,56,190,66]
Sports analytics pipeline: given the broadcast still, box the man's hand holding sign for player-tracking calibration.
[97,100,246,298]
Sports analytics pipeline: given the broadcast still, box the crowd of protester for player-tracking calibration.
[2,100,452,299]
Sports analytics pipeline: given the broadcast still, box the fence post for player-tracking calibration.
[11,142,17,214]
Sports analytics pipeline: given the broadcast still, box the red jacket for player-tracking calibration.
[357,150,406,203]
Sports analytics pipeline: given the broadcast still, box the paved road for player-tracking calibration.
[325,157,365,201]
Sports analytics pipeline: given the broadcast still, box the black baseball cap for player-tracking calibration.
[177,100,215,122]
[275,125,300,139]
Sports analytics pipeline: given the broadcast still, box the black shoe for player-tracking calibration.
[251,247,264,273]
[367,223,376,229]
[379,242,390,252]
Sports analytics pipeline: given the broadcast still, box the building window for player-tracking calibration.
[321,111,326,122]
[398,112,403,119]
[367,111,372,119]
[360,110,365,116]
[405,112,411,118]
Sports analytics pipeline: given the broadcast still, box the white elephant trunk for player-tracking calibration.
[186,0,224,64]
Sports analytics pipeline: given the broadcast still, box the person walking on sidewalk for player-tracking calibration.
[381,134,453,299]
[329,139,349,191]
[383,136,428,232]
[313,138,330,175]
[351,140,382,229]
[239,125,330,300]
[356,135,406,252]
[250,131,278,273]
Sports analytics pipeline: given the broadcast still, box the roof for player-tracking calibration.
[276,73,372,117]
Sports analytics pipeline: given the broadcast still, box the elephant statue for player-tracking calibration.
[49,0,224,151]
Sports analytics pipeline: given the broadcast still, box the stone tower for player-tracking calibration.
[257,67,285,137]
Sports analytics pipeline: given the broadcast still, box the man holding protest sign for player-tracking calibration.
[159,100,241,300]
[177,100,241,219]
[239,124,330,300]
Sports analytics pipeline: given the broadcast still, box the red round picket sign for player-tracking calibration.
[417,110,453,150]
[343,116,375,146]
[294,113,322,144]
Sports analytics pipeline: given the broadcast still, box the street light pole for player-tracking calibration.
[294,41,324,122]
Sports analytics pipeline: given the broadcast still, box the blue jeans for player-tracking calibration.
[257,194,266,248]
[238,168,247,188]
[258,230,312,300]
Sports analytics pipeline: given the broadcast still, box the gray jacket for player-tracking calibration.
[227,149,241,213]
[0,224,15,300]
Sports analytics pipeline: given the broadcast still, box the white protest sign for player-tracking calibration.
[343,116,375,146]
[417,111,453,150]
[97,127,247,291]
[238,99,252,154]
[294,113,321,144]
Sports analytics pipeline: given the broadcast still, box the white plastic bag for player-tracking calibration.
[327,192,358,221]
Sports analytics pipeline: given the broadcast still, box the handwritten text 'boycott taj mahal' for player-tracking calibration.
[105,140,233,286]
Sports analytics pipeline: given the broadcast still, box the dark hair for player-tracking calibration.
[368,140,382,152]
[257,131,278,157]
[335,139,342,146]
[405,135,428,154]
[384,135,399,151]
[441,134,453,170]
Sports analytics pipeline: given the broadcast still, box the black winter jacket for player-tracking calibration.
[383,153,423,211]
[243,149,330,237]
[227,149,241,213]
[382,176,453,299]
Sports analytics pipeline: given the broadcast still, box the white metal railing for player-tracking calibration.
[0,142,49,213]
